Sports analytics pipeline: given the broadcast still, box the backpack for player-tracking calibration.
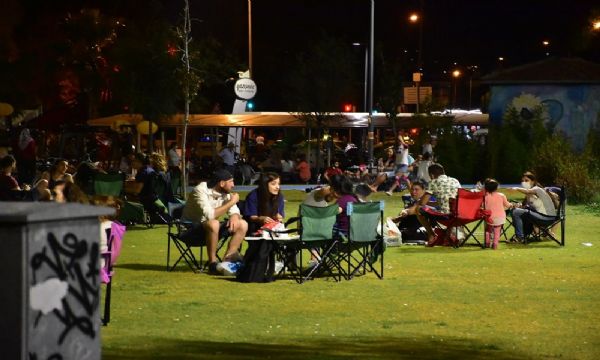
[236,240,275,283]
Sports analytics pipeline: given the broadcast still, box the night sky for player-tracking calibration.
[1,0,598,112]
[195,0,599,76]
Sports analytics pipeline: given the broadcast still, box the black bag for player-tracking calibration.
[236,240,275,283]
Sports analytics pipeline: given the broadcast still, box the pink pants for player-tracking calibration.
[485,224,502,249]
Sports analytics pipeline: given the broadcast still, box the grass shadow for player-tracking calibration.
[117,263,169,272]
[103,336,527,360]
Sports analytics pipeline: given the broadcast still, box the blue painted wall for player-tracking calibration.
[488,84,600,150]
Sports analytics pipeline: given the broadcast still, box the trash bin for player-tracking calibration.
[0,202,114,360]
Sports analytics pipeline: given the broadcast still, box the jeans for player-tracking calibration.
[511,207,556,238]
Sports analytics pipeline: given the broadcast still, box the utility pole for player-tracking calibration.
[367,0,375,172]
[248,0,253,77]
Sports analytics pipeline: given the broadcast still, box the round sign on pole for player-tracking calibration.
[234,78,257,100]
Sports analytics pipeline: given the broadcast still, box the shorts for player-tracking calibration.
[180,220,231,246]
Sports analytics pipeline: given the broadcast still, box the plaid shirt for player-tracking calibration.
[426,174,461,213]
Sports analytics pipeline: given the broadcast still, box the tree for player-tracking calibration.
[284,33,359,174]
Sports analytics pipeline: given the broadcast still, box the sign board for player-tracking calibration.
[234,78,257,100]
[412,72,422,82]
[403,86,432,105]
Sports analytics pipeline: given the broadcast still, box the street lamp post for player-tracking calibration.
[367,0,375,171]
[353,43,368,112]
[452,69,461,108]
[248,0,253,77]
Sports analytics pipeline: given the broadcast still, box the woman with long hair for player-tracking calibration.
[244,171,285,234]
[510,171,557,242]
[239,172,285,283]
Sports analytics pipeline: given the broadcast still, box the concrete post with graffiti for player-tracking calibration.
[0,202,114,360]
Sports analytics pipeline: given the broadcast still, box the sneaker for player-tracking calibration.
[225,251,244,263]
[217,261,241,276]
[207,262,219,275]
[509,235,524,243]
[274,261,284,274]
[385,191,393,196]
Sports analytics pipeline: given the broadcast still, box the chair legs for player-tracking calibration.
[102,280,111,326]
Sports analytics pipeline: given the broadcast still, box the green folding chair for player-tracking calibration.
[339,201,385,280]
[272,203,340,283]
[93,172,125,197]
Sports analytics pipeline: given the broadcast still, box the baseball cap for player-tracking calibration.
[211,169,233,184]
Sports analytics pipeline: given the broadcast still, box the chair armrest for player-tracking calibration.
[284,217,300,227]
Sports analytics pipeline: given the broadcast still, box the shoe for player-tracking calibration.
[274,261,284,274]
[385,191,393,196]
[225,251,243,263]
[217,261,241,276]
[509,235,524,243]
[207,262,219,275]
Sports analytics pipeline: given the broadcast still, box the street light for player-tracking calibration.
[452,70,461,108]
[592,19,600,31]
[352,42,368,112]
[247,0,253,77]
[542,39,550,56]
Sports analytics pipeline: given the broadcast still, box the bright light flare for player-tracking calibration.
[542,40,550,46]
[593,20,600,31]
[409,13,419,23]
[452,70,461,78]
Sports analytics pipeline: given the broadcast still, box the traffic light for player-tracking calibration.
[246,101,254,110]
[343,103,353,112]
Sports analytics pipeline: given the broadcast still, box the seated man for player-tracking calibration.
[392,181,428,242]
[415,163,461,246]
[182,169,247,275]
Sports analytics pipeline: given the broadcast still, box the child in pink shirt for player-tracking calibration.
[484,178,513,249]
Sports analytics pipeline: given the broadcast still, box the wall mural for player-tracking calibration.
[488,84,600,150]
[29,231,100,360]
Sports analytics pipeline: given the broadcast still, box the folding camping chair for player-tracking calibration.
[101,221,126,326]
[524,186,566,246]
[166,202,230,272]
[271,203,340,283]
[93,172,125,197]
[427,188,489,248]
[338,201,385,280]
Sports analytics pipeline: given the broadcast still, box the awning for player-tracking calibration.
[87,112,488,128]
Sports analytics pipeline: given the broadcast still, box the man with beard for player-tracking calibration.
[183,169,247,275]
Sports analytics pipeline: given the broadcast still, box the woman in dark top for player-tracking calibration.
[244,172,285,234]
[334,175,358,235]
[0,155,31,201]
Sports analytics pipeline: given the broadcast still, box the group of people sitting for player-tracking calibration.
[179,161,561,280]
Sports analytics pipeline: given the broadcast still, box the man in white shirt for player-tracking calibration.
[183,169,247,275]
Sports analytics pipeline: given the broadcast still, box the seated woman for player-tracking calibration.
[392,181,428,241]
[510,171,557,243]
[333,175,358,236]
[243,172,285,235]
[139,153,174,217]
[240,172,285,282]
[36,158,73,200]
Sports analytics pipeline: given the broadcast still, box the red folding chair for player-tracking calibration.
[435,189,490,248]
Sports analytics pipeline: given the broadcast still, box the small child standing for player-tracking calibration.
[483,178,512,249]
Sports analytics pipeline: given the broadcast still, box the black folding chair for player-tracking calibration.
[524,186,566,246]
[166,202,230,272]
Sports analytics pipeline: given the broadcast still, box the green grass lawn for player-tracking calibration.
[102,190,600,359]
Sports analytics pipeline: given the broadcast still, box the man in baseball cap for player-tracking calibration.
[182,168,247,275]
